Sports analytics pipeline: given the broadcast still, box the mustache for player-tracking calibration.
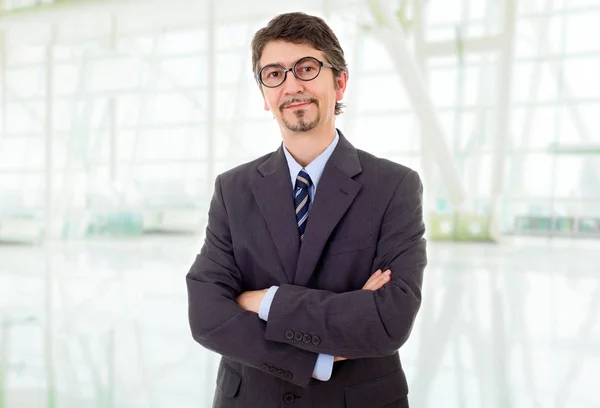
[280,97,318,110]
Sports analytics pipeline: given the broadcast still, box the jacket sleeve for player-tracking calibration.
[186,175,319,388]
[264,170,427,359]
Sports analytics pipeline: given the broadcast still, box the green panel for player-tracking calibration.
[85,212,144,237]
[456,213,494,242]
[428,212,495,242]
[428,212,457,241]
[548,143,600,155]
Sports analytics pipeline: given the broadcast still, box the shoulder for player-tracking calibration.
[356,149,418,186]
[354,150,423,213]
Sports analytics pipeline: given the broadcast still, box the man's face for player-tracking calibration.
[258,41,346,133]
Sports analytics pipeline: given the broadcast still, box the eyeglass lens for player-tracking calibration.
[260,57,321,87]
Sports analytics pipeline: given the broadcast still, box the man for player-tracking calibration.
[186,12,426,408]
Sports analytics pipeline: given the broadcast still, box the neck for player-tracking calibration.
[281,123,335,168]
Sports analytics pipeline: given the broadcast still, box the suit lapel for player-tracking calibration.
[294,130,363,287]
[251,146,299,283]
[251,130,363,286]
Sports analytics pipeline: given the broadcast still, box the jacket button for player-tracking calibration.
[284,372,293,380]
[311,335,321,345]
[283,393,295,403]
[303,334,312,343]
[294,332,303,342]
[277,369,285,376]
[260,364,270,372]
[269,367,278,374]
[285,330,295,340]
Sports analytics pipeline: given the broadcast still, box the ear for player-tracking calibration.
[335,71,348,101]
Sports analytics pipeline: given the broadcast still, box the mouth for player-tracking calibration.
[283,101,313,109]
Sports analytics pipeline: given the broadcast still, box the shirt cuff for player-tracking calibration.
[312,354,334,381]
[258,286,279,321]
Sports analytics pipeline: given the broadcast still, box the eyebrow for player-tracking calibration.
[260,56,318,69]
[261,60,293,69]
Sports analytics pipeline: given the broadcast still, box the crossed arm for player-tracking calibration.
[235,268,393,364]
[186,170,426,387]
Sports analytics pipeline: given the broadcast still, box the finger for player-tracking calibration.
[365,272,384,289]
[373,271,392,290]
[363,270,391,291]
[371,277,387,290]
[362,280,376,290]
[364,276,385,291]
[362,270,381,290]
[368,271,382,283]
[368,269,382,281]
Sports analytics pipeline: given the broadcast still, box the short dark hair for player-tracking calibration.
[251,12,348,115]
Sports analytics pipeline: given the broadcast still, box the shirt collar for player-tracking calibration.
[283,129,340,189]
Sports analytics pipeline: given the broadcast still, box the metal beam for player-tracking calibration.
[108,14,117,184]
[412,0,437,216]
[44,25,56,240]
[368,0,467,208]
[0,26,5,141]
[225,22,256,164]
[489,0,517,241]
[520,0,600,189]
[463,0,496,209]
[206,0,216,191]
[338,19,365,144]
[205,0,217,390]
[43,253,56,408]
[506,0,553,200]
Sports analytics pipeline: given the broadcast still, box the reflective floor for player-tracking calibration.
[1,236,598,407]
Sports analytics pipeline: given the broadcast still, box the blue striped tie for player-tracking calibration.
[294,170,312,241]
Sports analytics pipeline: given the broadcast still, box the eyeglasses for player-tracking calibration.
[257,56,334,88]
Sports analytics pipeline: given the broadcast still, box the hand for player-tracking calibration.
[362,269,392,291]
[235,289,268,314]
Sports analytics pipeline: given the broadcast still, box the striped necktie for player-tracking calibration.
[294,170,312,241]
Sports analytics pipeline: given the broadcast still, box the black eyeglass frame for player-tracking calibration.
[256,56,334,88]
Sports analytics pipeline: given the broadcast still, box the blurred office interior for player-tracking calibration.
[0,0,599,407]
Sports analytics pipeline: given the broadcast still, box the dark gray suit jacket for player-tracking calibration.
[186,130,427,408]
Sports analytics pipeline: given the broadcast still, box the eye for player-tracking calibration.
[268,71,280,78]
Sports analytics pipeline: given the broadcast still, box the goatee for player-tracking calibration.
[282,108,319,132]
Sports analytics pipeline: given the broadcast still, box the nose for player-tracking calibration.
[281,70,305,95]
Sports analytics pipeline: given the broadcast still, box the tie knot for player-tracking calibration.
[296,170,312,190]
